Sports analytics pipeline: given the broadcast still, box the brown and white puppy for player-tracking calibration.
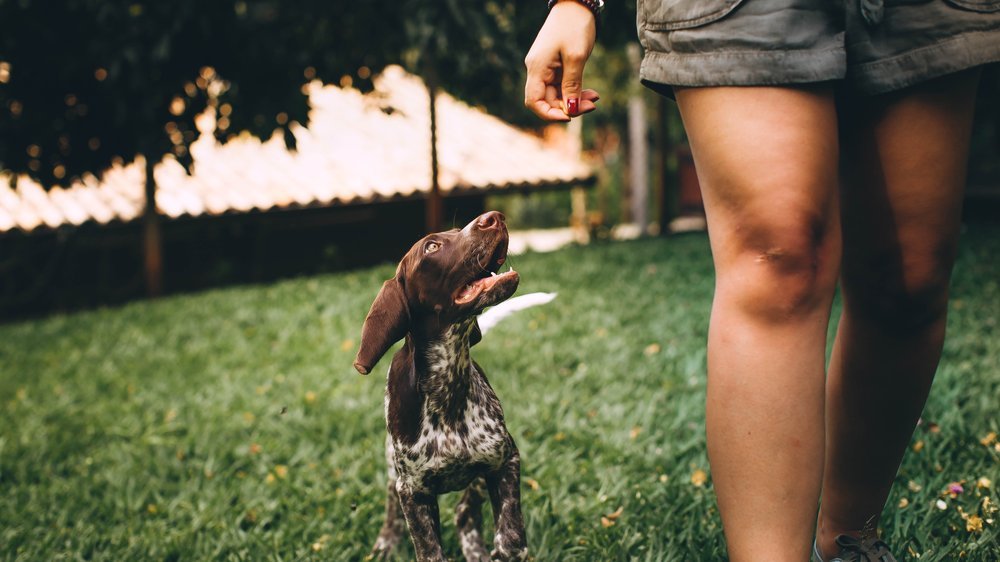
[355,211,528,562]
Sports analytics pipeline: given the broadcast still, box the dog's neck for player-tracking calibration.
[411,318,477,414]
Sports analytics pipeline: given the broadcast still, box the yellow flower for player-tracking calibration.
[966,514,984,533]
[983,496,997,515]
[981,432,997,447]
[911,440,924,453]
[274,465,288,479]
[691,469,708,487]
[304,391,317,404]
[977,477,992,490]
[311,534,330,552]
[898,498,909,509]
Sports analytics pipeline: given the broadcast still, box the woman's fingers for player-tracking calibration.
[526,64,571,122]
[574,88,599,115]
[526,79,599,120]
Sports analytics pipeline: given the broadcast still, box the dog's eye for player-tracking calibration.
[424,241,441,254]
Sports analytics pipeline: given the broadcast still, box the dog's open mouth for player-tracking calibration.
[455,269,517,305]
[454,243,515,305]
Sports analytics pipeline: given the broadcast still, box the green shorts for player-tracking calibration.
[638,0,1000,95]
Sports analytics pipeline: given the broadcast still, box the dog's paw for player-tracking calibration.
[369,534,404,560]
[490,545,528,562]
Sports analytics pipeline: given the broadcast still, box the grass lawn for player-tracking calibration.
[1,226,998,561]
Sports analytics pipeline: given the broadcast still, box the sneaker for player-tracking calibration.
[812,535,898,562]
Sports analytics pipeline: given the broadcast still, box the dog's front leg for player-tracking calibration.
[455,477,490,561]
[396,481,446,562]
[370,474,406,559]
[486,453,528,561]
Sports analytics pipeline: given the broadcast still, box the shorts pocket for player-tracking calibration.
[639,0,747,31]
[944,0,1000,12]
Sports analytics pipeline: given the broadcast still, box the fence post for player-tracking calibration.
[143,155,163,297]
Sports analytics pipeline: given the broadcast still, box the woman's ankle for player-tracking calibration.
[814,511,879,560]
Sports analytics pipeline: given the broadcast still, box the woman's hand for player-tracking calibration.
[524,1,600,121]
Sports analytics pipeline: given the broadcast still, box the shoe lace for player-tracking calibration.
[830,534,898,562]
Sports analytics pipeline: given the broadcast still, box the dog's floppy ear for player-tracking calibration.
[354,278,409,375]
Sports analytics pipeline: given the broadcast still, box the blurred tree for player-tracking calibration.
[0,0,539,293]
[0,0,638,187]
[0,0,646,293]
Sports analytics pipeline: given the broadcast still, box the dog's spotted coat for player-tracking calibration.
[354,212,528,562]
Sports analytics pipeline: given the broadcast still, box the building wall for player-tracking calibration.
[0,196,486,320]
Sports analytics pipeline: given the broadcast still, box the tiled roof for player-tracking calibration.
[0,66,593,234]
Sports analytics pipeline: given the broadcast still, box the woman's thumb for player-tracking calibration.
[560,53,587,117]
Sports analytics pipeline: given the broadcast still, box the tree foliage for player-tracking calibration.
[0,0,589,188]
[0,1,387,185]
[0,0,646,188]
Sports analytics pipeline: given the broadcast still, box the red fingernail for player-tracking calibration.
[567,98,579,116]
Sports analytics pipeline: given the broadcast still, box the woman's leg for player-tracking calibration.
[675,85,841,562]
[816,69,981,557]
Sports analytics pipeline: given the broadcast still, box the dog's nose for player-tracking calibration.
[476,211,505,230]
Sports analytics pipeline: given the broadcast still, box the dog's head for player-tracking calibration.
[353,211,519,374]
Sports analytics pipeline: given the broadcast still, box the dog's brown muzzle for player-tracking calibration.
[455,212,518,305]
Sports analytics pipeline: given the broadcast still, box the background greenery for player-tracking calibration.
[2,227,998,561]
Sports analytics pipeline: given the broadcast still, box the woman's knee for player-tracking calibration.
[715,213,840,322]
[842,244,955,333]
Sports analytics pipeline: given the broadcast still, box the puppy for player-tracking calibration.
[355,211,528,562]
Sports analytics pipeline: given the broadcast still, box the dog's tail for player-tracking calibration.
[478,292,557,336]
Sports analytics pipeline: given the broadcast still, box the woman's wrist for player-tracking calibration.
[547,0,600,37]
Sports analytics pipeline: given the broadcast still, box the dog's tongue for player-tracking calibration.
[455,271,514,304]
[456,282,483,304]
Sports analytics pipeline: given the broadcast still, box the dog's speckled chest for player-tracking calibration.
[385,324,513,494]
